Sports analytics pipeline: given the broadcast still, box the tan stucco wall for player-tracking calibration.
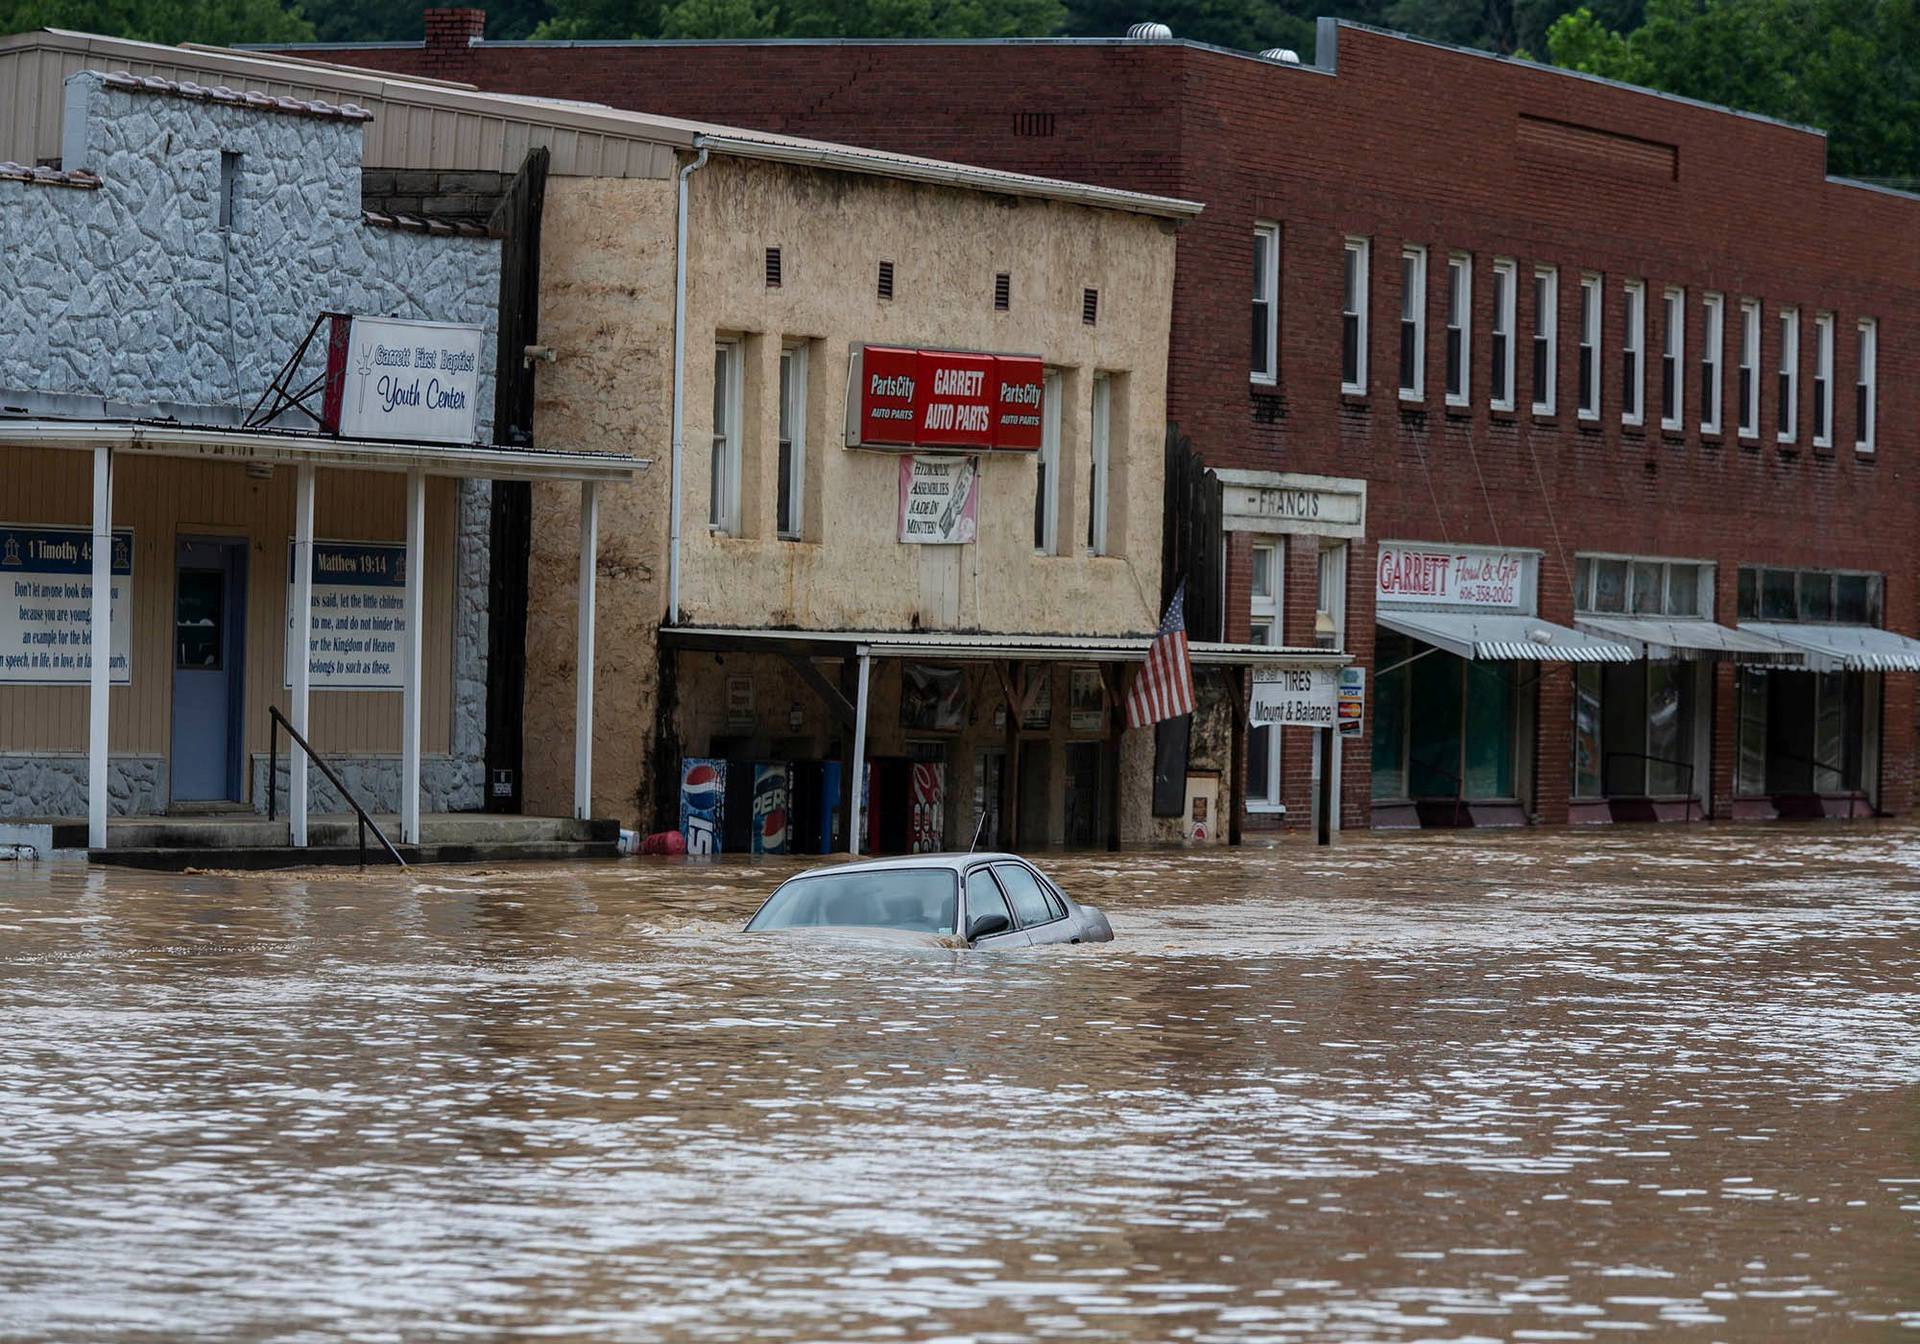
[522,156,1178,830]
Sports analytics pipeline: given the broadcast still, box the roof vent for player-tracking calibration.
[1127,21,1172,39]
[1260,47,1301,63]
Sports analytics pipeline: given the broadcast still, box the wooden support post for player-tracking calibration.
[849,653,871,855]
[1316,726,1334,846]
[1228,666,1246,846]
[400,468,426,844]
[289,463,315,847]
[1103,662,1127,853]
[998,660,1022,850]
[86,445,112,851]
[573,480,599,821]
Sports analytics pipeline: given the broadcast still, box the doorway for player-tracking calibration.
[170,536,248,805]
[1064,742,1105,848]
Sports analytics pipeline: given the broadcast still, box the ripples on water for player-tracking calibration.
[2,824,1919,1341]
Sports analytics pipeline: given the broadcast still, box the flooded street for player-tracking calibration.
[3,826,1919,1342]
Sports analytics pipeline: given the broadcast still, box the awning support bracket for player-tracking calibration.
[780,651,856,729]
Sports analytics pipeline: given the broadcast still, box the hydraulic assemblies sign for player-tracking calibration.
[847,345,1045,451]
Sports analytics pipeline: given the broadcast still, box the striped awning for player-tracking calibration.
[1739,622,1920,673]
[1378,610,1635,663]
[1576,616,1806,665]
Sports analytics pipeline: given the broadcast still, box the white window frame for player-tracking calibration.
[1621,279,1645,427]
[1812,311,1834,447]
[1857,318,1878,454]
[1034,368,1063,555]
[1247,541,1283,810]
[1491,258,1517,411]
[1399,244,1426,401]
[709,340,742,534]
[1660,286,1684,432]
[1088,373,1111,555]
[1777,306,1799,444]
[1739,299,1761,437]
[1577,272,1602,421]
[1445,252,1471,407]
[776,342,807,540]
[1700,292,1723,436]
[1531,265,1557,416]
[1252,222,1279,385]
[1341,236,1369,395]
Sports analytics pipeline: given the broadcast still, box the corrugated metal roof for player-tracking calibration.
[1380,611,1636,663]
[664,626,1343,666]
[1739,622,1920,673]
[1575,615,1806,665]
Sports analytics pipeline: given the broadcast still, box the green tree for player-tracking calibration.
[0,0,313,42]
[1546,0,1920,180]
[538,0,1059,36]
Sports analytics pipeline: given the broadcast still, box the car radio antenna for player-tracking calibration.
[967,808,988,854]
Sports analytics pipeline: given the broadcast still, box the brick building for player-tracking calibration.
[283,11,1920,832]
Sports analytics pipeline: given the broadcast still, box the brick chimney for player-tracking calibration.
[421,8,486,79]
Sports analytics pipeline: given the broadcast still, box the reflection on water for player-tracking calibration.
[3,825,1920,1341]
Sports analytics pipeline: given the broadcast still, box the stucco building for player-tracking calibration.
[298,11,1920,833]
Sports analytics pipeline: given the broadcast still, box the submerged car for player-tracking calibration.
[743,852,1114,948]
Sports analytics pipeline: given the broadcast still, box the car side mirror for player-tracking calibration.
[967,912,1011,942]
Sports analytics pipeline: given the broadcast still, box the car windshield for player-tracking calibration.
[747,868,959,935]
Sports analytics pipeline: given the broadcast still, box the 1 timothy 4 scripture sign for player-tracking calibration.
[322,314,484,444]
[0,525,132,685]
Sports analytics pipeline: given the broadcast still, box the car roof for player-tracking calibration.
[787,852,1035,877]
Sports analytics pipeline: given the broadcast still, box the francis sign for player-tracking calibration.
[898,455,979,543]
[847,345,1045,451]
[1249,665,1340,728]
[0,524,132,685]
[284,540,408,690]
[323,314,485,444]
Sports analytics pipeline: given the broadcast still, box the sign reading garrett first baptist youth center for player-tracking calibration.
[323,315,484,444]
[283,541,408,691]
[0,525,132,685]
[847,346,1045,451]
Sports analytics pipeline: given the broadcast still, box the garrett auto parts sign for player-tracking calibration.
[847,346,1045,451]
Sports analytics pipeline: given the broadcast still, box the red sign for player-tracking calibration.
[849,346,1044,451]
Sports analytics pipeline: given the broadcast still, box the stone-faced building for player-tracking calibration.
[0,65,635,853]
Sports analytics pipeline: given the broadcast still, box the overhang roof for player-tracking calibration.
[663,625,1346,667]
[0,418,642,482]
[1379,610,1635,663]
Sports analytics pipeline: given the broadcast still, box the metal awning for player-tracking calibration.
[662,625,1348,668]
[1378,610,1635,662]
[0,418,643,482]
[1739,622,1920,672]
[1576,615,1806,665]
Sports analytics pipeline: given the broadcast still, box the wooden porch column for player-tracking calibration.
[1229,667,1247,846]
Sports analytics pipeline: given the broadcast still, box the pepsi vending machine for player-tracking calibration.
[678,758,727,854]
[750,762,791,855]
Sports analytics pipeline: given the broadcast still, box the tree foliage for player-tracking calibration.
[1547,0,1920,181]
[534,0,1060,37]
[0,0,313,43]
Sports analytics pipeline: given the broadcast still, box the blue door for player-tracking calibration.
[170,538,247,803]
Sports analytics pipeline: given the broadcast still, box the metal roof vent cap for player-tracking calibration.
[1260,46,1302,63]
[1127,21,1173,39]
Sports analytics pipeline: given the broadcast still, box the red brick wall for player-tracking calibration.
[291,18,1920,824]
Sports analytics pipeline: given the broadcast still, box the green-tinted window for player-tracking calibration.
[1462,662,1514,798]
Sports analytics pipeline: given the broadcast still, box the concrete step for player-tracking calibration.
[92,839,623,871]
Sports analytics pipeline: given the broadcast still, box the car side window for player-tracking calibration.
[965,869,1014,932]
[994,863,1059,927]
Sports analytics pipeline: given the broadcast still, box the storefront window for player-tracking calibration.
[1646,661,1692,795]
[1462,662,1514,798]
[1739,666,1866,796]
[1371,628,1410,800]
[1736,667,1768,795]
[1572,664,1603,797]
[1573,659,1699,798]
[1247,543,1282,808]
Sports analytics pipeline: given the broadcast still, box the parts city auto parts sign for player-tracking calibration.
[322,314,484,445]
[847,345,1044,451]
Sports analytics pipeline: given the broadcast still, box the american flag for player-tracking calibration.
[1127,581,1197,728]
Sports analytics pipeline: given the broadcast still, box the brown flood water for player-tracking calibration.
[2,824,1919,1342]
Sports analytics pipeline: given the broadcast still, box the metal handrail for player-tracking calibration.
[1601,750,1699,822]
[1759,750,1873,819]
[268,706,407,867]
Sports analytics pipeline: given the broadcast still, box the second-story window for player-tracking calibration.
[1252,223,1279,384]
[1531,265,1557,415]
[1034,368,1063,554]
[1621,279,1644,427]
[1491,258,1516,411]
[1812,311,1834,447]
[1399,245,1426,400]
[1701,293,1724,435]
[1660,287,1684,430]
[777,343,807,540]
[1088,374,1111,555]
[1777,307,1799,443]
[709,341,741,533]
[1341,237,1369,394]
[1739,299,1761,436]
[1577,272,1601,420]
[1445,253,1470,405]
[1857,319,1877,453]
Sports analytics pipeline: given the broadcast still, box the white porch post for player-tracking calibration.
[87,445,113,851]
[400,468,426,845]
[849,652,871,856]
[573,480,599,821]
[289,464,316,847]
